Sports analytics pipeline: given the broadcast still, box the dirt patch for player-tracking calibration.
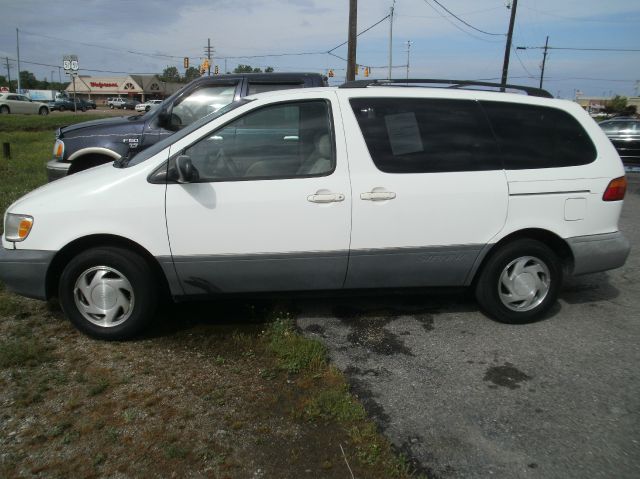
[0,290,417,478]
[483,362,532,390]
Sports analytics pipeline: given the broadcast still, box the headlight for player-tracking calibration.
[4,214,34,242]
[52,139,64,160]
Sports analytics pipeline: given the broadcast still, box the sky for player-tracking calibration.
[0,0,639,99]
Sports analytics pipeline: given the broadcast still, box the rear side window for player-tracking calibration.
[349,98,500,173]
[481,101,596,169]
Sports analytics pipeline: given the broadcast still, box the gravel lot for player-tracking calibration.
[297,175,640,479]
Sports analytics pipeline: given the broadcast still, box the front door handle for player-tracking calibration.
[307,193,345,203]
[360,191,396,201]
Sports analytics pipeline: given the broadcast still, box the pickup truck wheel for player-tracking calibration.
[39,107,49,116]
[58,247,158,340]
[0,106,10,114]
[475,239,562,324]
[59,105,66,112]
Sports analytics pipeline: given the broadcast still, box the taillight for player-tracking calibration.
[602,176,627,201]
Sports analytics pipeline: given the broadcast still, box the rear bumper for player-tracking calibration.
[46,159,70,182]
[568,232,631,276]
[0,247,55,300]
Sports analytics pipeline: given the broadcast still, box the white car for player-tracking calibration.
[107,98,126,109]
[0,93,50,115]
[0,80,630,340]
[135,99,163,112]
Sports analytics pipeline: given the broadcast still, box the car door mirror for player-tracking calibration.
[174,154,198,183]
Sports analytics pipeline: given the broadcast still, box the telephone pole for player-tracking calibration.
[16,28,21,93]
[5,57,11,91]
[388,1,395,79]
[204,38,214,76]
[346,0,358,82]
[500,0,518,90]
[539,35,549,89]
[406,40,412,80]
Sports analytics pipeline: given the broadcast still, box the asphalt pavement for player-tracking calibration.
[296,175,640,478]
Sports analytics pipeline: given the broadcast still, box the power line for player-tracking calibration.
[423,0,505,36]
[517,45,640,52]
[419,0,505,43]
[327,14,390,53]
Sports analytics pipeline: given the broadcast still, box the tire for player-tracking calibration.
[145,106,150,112]
[59,106,66,112]
[110,105,114,109]
[475,239,562,324]
[0,105,9,114]
[39,107,49,116]
[81,107,86,112]
[58,247,158,340]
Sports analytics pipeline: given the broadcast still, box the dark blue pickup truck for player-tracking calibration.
[46,73,327,181]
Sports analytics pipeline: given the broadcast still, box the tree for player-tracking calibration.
[184,66,201,82]
[233,64,268,73]
[607,95,628,113]
[159,66,181,83]
[19,70,39,89]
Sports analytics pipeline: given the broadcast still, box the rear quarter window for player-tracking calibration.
[481,101,597,169]
[349,98,500,173]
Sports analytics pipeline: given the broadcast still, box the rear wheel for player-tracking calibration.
[0,106,9,114]
[58,247,158,340]
[39,107,49,116]
[475,239,562,324]
[59,105,66,112]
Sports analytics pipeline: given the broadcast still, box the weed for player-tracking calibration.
[303,387,366,423]
[163,443,189,459]
[88,378,110,396]
[0,337,52,368]
[266,318,326,374]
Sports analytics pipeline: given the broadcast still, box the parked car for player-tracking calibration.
[135,99,163,112]
[599,118,640,166]
[118,99,140,110]
[85,99,97,109]
[46,73,328,180]
[107,97,126,109]
[0,93,49,115]
[50,98,90,112]
[2,79,630,340]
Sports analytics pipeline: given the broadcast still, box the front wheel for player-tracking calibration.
[0,105,10,114]
[59,106,66,112]
[475,239,562,324]
[39,107,49,116]
[58,247,158,340]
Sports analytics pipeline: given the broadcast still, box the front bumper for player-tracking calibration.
[0,247,55,300]
[46,159,70,182]
[568,232,631,276]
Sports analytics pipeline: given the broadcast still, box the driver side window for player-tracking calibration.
[170,85,237,129]
[182,100,334,182]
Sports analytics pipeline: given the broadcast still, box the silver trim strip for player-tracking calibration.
[67,147,121,162]
[509,190,590,197]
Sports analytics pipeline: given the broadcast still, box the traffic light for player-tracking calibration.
[214,65,219,75]
[364,67,370,77]
[183,57,189,69]
[328,69,334,78]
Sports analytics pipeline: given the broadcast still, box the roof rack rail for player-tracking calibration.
[339,78,553,98]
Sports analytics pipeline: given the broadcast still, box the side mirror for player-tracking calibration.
[174,155,198,183]
[157,106,172,127]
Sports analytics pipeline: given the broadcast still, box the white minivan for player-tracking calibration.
[1,80,630,340]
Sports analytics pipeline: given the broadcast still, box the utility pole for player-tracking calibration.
[204,38,214,76]
[388,1,395,80]
[5,57,11,91]
[58,66,62,84]
[539,35,549,89]
[16,28,21,93]
[406,40,412,80]
[500,0,518,91]
[346,0,358,82]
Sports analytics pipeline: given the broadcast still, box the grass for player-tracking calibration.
[0,113,423,478]
[0,113,110,227]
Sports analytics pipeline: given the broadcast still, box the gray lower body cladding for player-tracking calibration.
[567,231,631,275]
[0,248,55,300]
[164,245,485,296]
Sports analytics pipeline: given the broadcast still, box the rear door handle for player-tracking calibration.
[360,191,396,201]
[307,193,345,203]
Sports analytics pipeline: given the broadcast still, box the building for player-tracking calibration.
[576,96,640,114]
[65,75,182,104]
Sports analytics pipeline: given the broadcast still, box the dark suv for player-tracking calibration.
[46,73,327,180]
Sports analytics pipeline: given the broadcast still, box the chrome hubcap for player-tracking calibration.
[498,256,550,312]
[73,266,134,327]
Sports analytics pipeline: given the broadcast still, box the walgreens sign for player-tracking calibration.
[90,82,118,88]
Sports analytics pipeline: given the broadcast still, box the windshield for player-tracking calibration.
[125,98,253,167]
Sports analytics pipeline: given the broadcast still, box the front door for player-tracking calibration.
[165,94,351,295]
[341,95,508,288]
